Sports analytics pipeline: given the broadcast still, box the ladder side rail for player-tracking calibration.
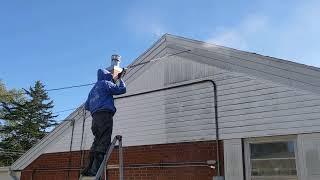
[119,137,124,180]
[95,136,118,180]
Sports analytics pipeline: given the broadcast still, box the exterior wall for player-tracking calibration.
[127,55,320,139]
[297,133,320,180]
[166,36,320,94]
[42,54,320,153]
[223,133,320,180]
[224,139,243,180]
[46,78,217,153]
[0,167,10,180]
[21,141,223,180]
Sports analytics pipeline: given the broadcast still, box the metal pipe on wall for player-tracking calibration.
[115,79,221,176]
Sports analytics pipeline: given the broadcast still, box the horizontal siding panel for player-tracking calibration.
[219,89,307,107]
[116,106,213,123]
[219,86,292,101]
[219,94,318,112]
[219,80,262,92]
[219,99,320,118]
[220,111,320,128]
[221,125,320,140]
[220,105,320,123]
[123,128,216,143]
[116,119,215,134]
[219,82,282,96]
[221,119,320,135]
[116,85,213,107]
[116,123,215,138]
[116,114,214,130]
[116,90,213,112]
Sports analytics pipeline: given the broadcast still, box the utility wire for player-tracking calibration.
[53,107,78,114]
[46,83,95,92]
[1,50,191,116]
[47,50,191,116]
[1,49,190,98]
[124,49,191,82]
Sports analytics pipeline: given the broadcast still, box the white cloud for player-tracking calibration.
[207,14,269,51]
[206,1,320,67]
[125,6,166,38]
[148,23,166,37]
[208,30,248,50]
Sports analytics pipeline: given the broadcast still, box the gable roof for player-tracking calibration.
[127,34,320,95]
[11,34,320,170]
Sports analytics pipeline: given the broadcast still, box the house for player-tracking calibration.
[10,34,320,180]
[0,167,11,180]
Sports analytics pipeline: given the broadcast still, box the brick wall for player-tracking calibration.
[21,141,224,180]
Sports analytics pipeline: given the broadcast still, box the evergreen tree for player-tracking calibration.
[0,81,57,166]
[0,80,25,166]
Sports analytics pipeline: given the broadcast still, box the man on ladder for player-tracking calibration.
[81,68,126,178]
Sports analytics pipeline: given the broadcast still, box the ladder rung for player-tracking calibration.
[79,176,95,180]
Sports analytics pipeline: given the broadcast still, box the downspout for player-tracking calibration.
[212,81,221,177]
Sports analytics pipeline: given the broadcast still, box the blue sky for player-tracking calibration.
[1,0,319,120]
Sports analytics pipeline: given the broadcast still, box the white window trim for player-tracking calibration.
[244,135,299,180]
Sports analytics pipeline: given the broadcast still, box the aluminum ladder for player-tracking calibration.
[79,135,124,180]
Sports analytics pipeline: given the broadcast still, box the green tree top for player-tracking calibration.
[0,80,57,166]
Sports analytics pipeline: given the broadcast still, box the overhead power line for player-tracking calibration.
[0,50,190,96]
[46,83,95,92]
[1,50,191,116]
[53,107,79,114]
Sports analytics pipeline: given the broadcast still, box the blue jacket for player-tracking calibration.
[85,69,126,114]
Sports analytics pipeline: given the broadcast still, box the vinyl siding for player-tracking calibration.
[128,56,320,140]
[224,139,244,180]
[44,55,320,155]
[297,133,320,180]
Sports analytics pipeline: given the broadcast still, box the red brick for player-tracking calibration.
[21,141,224,180]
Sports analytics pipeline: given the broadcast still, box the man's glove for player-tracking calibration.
[117,68,127,79]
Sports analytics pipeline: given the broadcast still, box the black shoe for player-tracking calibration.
[81,169,96,176]
[91,153,105,175]
[81,151,95,176]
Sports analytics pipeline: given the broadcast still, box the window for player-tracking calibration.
[245,136,298,180]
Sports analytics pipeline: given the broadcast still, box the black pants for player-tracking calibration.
[91,111,113,153]
[83,111,113,177]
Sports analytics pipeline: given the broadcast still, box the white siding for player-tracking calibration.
[297,133,320,180]
[48,82,215,151]
[0,167,10,180]
[45,55,320,152]
[166,36,320,94]
[224,139,244,180]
